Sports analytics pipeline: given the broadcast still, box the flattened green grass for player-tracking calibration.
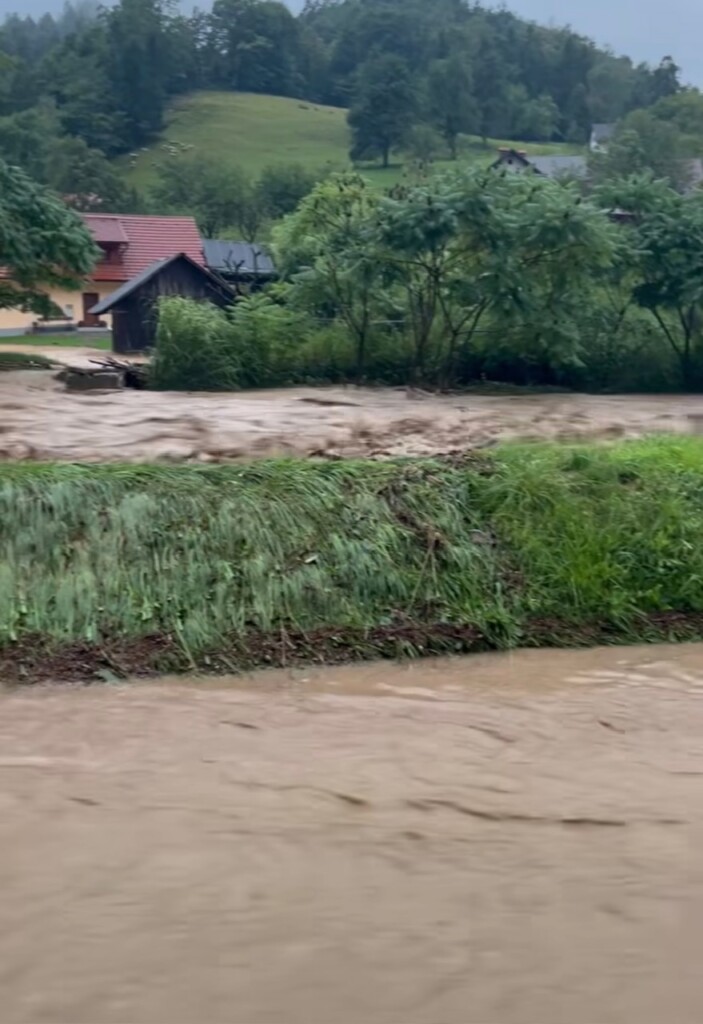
[0,351,55,370]
[3,437,703,680]
[0,334,111,349]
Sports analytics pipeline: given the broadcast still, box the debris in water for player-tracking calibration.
[56,356,148,392]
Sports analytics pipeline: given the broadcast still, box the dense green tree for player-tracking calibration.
[648,91,703,148]
[272,173,382,377]
[374,170,619,382]
[586,56,635,124]
[161,13,202,96]
[208,0,302,95]
[322,0,428,107]
[404,124,444,169]
[509,89,560,142]
[152,155,318,240]
[348,53,417,168]
[650,56,682,103]
[0,103,60,182]
[0,159,98,317]
[470,21,513,141]
[590,112,692,192]
[594,173,677,219]
[47,137,139,213]
[41,24,124,155]
[152,155,254,237]
[0,102,138,211]
[104,0,171,148]
[427,56,476,159]
[604,181,703,385]
[639,222,703,385]
[256,163,319,219]
[549,35,596,141]
[272,168,622,386]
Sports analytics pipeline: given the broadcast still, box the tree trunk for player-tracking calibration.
[355,329,367,381]
[680,337,693,388]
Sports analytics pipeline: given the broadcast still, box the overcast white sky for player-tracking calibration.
[507,0,701,85]
[1,0,700,85]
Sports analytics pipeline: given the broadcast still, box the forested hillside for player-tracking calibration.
[0,0,691,209]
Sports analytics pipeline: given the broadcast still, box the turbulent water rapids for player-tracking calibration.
[1,350,703,462]
[1,643,703,1022]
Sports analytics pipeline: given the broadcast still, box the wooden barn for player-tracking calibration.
[90,252,235,353]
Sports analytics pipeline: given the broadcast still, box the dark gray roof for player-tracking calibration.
[203,239,276,277]
[90,253,232,315]
[530,155,588,179]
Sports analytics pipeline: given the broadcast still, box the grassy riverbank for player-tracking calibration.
[0,352,55,371]
[3,436,703,682]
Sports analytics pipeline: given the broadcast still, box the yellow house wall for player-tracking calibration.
[0,281,117,333]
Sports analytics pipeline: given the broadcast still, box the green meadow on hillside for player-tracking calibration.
[122,91,583,191]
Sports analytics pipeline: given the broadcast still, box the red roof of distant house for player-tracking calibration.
[85,214,204,282]
[86,216,129,245]
[0,212,204,284]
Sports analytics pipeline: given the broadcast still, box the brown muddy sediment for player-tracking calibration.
[4,611,703,686]
[1,643,703,1023]
[0,362,701,462]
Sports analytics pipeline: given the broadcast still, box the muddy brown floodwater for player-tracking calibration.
[1,643,703,1023]
[2,355,703,461]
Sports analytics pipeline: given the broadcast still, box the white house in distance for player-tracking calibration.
[590,124,616,152]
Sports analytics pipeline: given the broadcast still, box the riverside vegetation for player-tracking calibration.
[151,169,703,395]
[3,437,703,682]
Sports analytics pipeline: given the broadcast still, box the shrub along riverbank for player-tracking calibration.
[2,436,703,683]
[151,171,703,396]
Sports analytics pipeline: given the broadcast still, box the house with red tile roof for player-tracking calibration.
[0,213,204,333]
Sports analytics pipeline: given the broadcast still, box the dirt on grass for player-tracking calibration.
[3,612,703,687]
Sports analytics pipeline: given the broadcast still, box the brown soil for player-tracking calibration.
[2,643,703,1023]
[1,361,702,462]
[5,612,703,687]
[0,624,484,686]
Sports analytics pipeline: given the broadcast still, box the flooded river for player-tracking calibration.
[2,643,703,1022]
[2,362,703,460]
